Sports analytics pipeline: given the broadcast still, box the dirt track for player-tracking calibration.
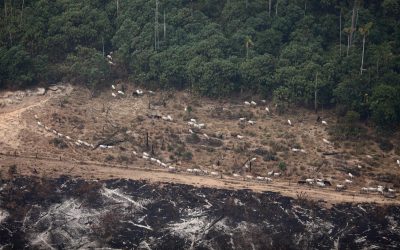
[0,84,399,206]
[1,154,399,206]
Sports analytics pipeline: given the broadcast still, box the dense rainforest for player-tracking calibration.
[0,0,399,129]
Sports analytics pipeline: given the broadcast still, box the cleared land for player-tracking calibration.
[0,84,399,205]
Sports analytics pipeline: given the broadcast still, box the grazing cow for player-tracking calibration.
[211,172,219,176]
[336,184,346,191]
[265,178,273,182]
[305,178,314,185]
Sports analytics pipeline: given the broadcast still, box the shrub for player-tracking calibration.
[49,138,68,149]
[186,133,201,144]
[260,149,277,161]
[206,138,223,147]
[278,161,287,171]
[182,151,193,161]
[8,164,17,176]
[378,138,394,152]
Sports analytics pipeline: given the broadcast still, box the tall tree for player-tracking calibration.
[349,0,359,50]
[154,0,159,51]
[20,0,25,23]
[314,72,318,112]
[116,0,119,17]
[269,0,272,17]
[163,10,166,42]
[339,9,342,56]
[245,36,253,60]
[344,27,351,56]
[359,22,373,75]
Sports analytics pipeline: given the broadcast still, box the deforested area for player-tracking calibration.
[0,0,400,249]
[1,176,400,249]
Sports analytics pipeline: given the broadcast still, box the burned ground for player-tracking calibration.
[0,176,399,249]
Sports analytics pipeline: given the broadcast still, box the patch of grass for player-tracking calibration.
[329,111,367,140]
[269,140,288,152]
[105,155,114,161]
[233,142,250,154]
[206,147,215,152]
[206,138,223,147]
[118,155,130,163]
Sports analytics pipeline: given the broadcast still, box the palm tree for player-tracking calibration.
[359,22,373,75]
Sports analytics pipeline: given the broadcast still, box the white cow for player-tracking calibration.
[323,138,331,144]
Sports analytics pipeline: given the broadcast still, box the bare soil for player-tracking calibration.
[0,84,399,205]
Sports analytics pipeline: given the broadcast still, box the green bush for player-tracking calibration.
[278,161,287,172]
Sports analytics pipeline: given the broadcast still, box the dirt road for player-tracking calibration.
[1,154,398,206]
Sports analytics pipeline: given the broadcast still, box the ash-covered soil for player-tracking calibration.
[0,177,399,249]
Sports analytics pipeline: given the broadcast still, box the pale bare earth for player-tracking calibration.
[0,83,399,206]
